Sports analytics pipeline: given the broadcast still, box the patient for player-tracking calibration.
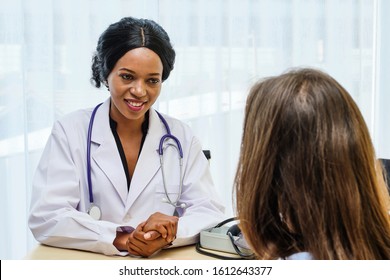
[234,68,390,259]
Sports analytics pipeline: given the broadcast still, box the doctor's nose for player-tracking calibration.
[129,81,146,97]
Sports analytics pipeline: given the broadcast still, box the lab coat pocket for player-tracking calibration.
[154,184,180,214]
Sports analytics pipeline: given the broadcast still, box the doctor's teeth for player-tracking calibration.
[129,101,143,107]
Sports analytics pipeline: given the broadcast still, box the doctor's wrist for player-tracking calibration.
[113,226,135,251]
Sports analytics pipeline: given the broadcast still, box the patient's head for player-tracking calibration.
[235,68,390,259]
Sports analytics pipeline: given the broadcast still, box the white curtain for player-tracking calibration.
[0,0,388,259]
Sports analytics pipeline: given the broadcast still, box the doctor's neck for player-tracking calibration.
[109,105,146,136]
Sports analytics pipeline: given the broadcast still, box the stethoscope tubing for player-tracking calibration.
[160,146,183,207]
[87,103,103,204]
[86,103,185,219]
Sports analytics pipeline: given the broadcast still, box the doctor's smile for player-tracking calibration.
[125,99,147,112]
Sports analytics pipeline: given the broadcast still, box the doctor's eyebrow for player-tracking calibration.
[118,68,161,77]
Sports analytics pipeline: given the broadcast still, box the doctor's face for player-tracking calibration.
[107,47,163,123]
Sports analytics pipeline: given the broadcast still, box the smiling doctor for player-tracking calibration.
[28,17,226,257]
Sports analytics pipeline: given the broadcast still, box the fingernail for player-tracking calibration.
[144,233,151,239]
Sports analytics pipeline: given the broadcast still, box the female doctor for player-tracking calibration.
[28,17,225,257]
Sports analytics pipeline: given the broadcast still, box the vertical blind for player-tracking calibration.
[0,0,388,259]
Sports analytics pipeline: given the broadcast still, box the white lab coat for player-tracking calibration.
[28,98,226,255]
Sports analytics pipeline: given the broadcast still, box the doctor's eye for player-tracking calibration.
[120,73,134,81]
[148,78,161,85]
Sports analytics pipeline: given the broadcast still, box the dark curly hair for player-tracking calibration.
[91,17,175,88]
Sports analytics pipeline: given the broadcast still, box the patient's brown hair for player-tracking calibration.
[235,68,390,259]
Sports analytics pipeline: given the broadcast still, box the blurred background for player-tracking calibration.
[1,0,389,259]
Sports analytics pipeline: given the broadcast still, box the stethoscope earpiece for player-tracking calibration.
[161,198,186,209]
[179,203,187,209]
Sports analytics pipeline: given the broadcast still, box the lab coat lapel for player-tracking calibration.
[90,99,128,205]
[126,109,162,209]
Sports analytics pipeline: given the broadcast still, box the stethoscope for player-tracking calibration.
[87,103,186,220]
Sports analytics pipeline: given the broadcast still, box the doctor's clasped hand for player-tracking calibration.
[28,17,225,257]
[114,212,179,257]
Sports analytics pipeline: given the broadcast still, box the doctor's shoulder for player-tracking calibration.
[155,111,194,139]
[155,111,207,159]
[154,111,207,147]
[50,108,92,139]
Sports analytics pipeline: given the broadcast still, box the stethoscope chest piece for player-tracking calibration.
[88,204,102,220]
